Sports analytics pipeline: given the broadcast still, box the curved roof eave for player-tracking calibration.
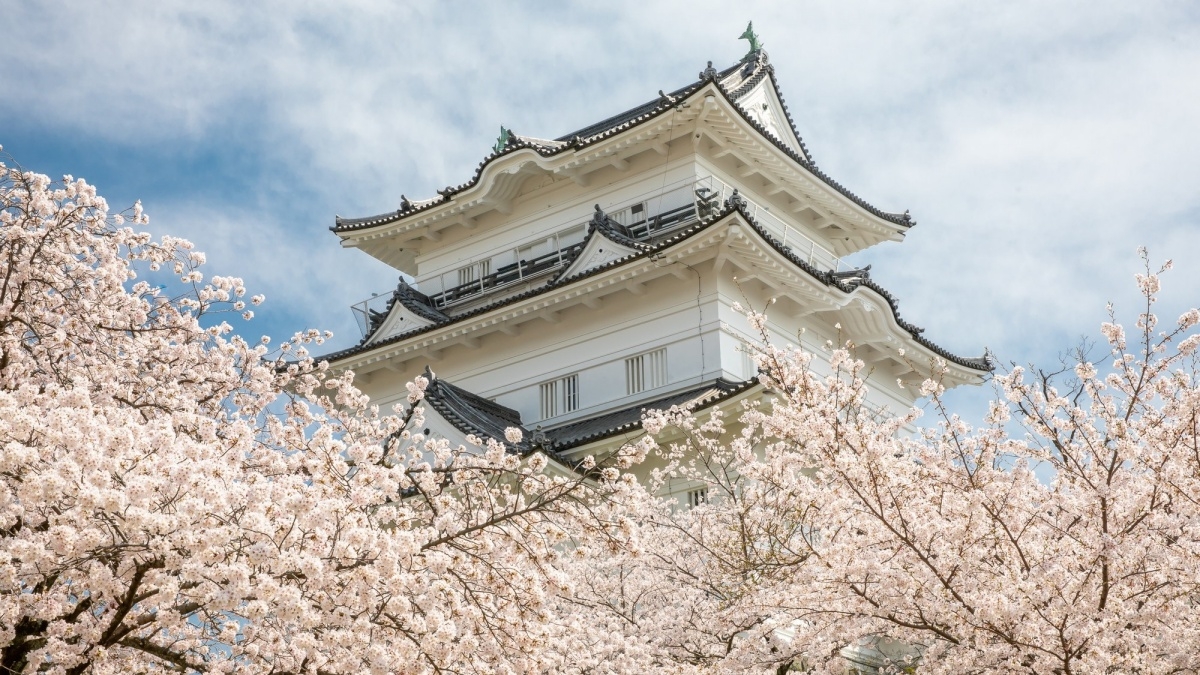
[711,65,914,230]
[320,205,989,373]
[734,212,989,372]
[332,56,913,236]
[421,371,760,477]
[547,378,761,453]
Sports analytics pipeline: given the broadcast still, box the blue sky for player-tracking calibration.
[5,1,1200,420]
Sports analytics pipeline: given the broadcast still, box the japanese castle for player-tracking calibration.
[321,31,990,496]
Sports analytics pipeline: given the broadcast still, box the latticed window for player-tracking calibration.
[687,487,708,508]
[611,201,645,227]
[625,348,667,395]
[539,374,579,420]
[457,259,490,286]
[629,202,645,223]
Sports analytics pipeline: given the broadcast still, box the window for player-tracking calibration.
[612,202,645,227]
[539,374,579,420]
[625,348,667,395]
[457,260,491,286]
[687,487,708,508]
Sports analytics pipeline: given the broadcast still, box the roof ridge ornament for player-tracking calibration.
[700,60,718,81]
[830,264,872,284]
[530,425,549,450]
[587,203,640,243]
[590,204,608,227]
[724,188,748,211]
[739,21,763,61]
[492,125,512,154]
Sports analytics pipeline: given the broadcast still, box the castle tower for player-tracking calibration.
[320,35,990,488]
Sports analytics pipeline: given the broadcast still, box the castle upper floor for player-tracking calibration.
[317,44,991,436]
[332,51,918,336]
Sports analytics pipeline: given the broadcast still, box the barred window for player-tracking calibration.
[456,259,491,286]
[687,487,708,508]
[625,348,667,395]
[539,374,579,420]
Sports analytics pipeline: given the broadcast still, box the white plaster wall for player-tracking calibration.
[714,274,922,414]
[413,157,700,296]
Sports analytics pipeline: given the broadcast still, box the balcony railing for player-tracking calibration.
[429,240,585,308]
[351,175,845,336]
[694,174,845,273]
[351,292,395,338]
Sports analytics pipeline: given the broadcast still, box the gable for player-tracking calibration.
[733,76,809,161]
[371,305,437,344]
[555,225,642,281]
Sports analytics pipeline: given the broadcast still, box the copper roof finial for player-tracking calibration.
[739,22,763,61]
[492,125,512,154]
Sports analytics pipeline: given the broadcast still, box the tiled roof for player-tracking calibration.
[422,368,535,454]
[331,53,912,234]
[322,209,721,363]
[421,369,758,458]
[361,279,448,344]
[544,378,758,451]
[551,61,743,142]
[319,205,990,372]
[394,279,449,323]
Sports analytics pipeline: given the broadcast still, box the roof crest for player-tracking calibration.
[334,57,912,238]
[322,206,988,372]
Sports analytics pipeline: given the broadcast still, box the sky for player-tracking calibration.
[4,0,1200,421]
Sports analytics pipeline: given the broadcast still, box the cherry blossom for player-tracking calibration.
[0,159,636,674]
[8,153,1199,674]
[556,254,1200,673]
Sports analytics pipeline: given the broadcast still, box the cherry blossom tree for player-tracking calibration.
[11,150,1199,675]
[560,257,1200,674]
[0,158,638,674]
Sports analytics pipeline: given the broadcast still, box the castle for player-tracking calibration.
[320,30,989,509]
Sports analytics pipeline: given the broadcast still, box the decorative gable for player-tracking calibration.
[364,279,448,345]
[734,76,808,161]
[558,232,640,280]
[554,206,647,282]
[373,311,437,343]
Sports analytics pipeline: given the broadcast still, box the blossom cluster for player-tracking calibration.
[6,156,1199,674]
[0,161,637,674]
[549,261,1200,673]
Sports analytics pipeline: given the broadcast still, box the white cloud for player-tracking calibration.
[6,0,1200,422]
[145,199,395,346]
